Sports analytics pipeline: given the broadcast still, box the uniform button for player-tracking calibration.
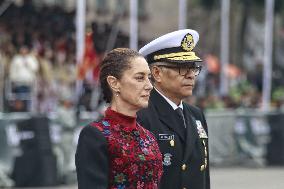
[182,164,187,170]
[183,187,187,189]
[200,164,205,171]
[170,139,175,147]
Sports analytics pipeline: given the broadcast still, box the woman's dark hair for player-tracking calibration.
[99,48,143,103]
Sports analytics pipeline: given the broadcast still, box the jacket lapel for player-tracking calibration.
[150,89,186,142]
[159,114,186,142]
[183,104,199,161]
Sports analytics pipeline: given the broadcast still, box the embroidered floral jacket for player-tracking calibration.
[76,108,163,189]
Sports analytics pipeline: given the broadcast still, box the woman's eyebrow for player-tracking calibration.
[135,72,147,75]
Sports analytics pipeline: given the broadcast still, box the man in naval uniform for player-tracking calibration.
[137,29,210,189]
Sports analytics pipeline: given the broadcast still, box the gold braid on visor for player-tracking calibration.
[153,51,201,61]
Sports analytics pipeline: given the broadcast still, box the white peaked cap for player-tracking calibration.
[139,29,202,65]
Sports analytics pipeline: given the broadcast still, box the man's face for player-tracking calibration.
[152,63,200,103]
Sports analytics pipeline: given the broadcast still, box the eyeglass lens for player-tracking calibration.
[179,66,201,76]
[158,65,202,76]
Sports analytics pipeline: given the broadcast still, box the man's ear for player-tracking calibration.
[106,76,120,93]
[151,66,162,83]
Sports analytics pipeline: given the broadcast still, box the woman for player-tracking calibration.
[75,48,163,188]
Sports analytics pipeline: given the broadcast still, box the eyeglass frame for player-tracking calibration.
[157,64,202,76]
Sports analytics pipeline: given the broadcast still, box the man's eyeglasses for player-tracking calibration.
[158,65,202,76]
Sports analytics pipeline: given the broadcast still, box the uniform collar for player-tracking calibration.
[104,107,137,129]
[154,87,183,110]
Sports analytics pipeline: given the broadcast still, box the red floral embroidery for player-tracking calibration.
[90,108,163,189]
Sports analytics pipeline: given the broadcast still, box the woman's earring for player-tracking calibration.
[116,91,120,97]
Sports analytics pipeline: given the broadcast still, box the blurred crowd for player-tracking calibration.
[0,2,77,113]
[191,55,284,112]
[1,2,284,114]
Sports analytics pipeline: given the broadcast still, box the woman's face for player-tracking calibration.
[117,57,153,110]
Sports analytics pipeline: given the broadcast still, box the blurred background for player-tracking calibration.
[0,0,284,188]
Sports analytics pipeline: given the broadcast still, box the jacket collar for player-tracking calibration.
[150,89,199,159]
[104,107,137,129]
[150,89,186,141]
[154,87,183,110]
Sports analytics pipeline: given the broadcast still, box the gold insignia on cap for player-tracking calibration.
[181,33,194,51]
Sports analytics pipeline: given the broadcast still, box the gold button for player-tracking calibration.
[182,164,187,170]
[170,139,175,147]
[200,164,205,171]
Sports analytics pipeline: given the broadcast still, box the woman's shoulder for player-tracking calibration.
[76,122,109,156]
[77,119,112,146]
[87,119,112,137]
[78,122,103,138]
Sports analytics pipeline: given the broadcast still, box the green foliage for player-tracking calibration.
[229,80,254,102]
[272,87,284,101]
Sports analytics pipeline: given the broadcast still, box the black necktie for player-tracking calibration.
[175,107,186,128]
